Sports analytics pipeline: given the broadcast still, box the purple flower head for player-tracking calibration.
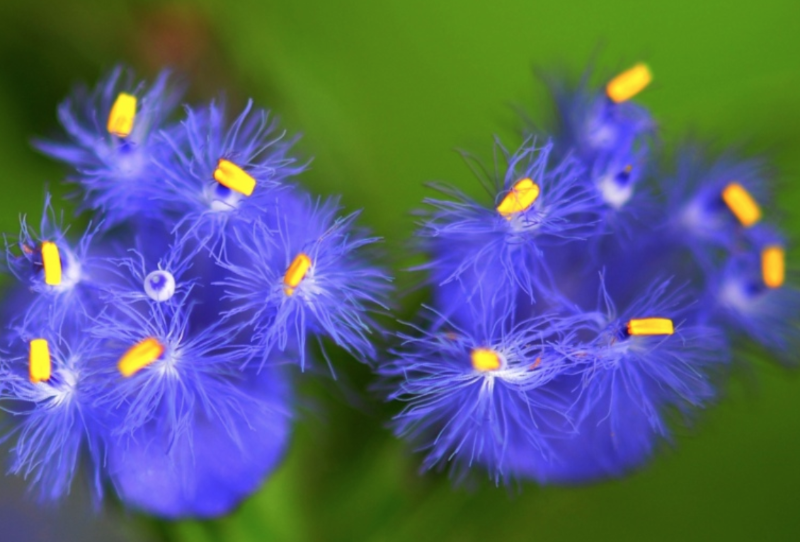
[709,230,799,360]
[88,287,292,517]
[0,320,107,502]
[105,361,291,519]
[34,67,184,227]
[218,193,390,371]
[156,99,304,254]
[532,278,727,483]
[379,299,583,485]
[3,194,104,324]
[663,146,770,265]
[419,138,598,314]
[543,64,656,228]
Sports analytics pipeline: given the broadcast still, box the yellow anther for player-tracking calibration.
[606,63,652,103]
[41,241,62,286]
[29,338,52,384]
[762,245,785,289]
[722,182,761,227]
[471,348,501,372]
[627,318,675,336]
[213,159,257,197]
[283,253,312,296]
[496,178,540,218]
[107,93,137,138]
[118,337,165,377]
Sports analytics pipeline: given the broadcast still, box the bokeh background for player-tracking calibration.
[1,0,800,540]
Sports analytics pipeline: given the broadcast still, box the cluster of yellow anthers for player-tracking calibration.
[111,252,312,379]
[471,64,676,375]
[24,95,325,388]
[495,64,653,222]
[468,319,674,374]
[721,183,784,289]
[27,335,165,383]
[23,243,62,382]
[108,92,258,198]
[108,250,312,379]
[24,95,320,384]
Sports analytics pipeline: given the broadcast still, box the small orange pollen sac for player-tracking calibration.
[118,337,165,377]
[41,241,62,286]
[283,253,312,296]
[606,63,652,103]
[722,183,761,227]
[496,178,540,218]
[471,348,501,372]
[107,93,137,138]
[29,338,52,383]
[762,246,785,289]
[213,159,257,196]
[627,318,675,336]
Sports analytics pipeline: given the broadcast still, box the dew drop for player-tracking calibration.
[144,270,176,302]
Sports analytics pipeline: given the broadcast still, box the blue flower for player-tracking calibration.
[34,67,184,227]
[529,278,727,483]
[3,194,104,326]
[88,286,292,517]
[708,230,799,359]
[218,193,390,370]
[155,100,304,254]
[418,138,598,316]
[542,64,656,230]
[105,361,291,518]
[662,146,770,266]
[380,300,583,484]
[0,320,107,502]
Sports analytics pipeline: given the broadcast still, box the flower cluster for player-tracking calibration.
[0,67,389,517]
[379,63,798,484]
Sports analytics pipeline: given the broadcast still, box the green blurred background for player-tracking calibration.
[1,0,800,540]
